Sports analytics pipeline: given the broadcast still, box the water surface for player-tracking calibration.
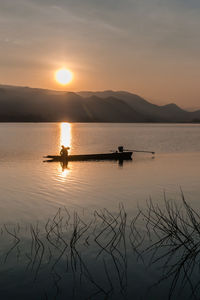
[0,123,200,299]
[0,123,199,223]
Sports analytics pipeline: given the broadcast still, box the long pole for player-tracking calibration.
[127,149,155,155]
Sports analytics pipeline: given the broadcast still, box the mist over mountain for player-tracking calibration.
[0,85,199,123]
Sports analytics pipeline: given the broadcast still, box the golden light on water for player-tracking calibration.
[59,163,71,180]
[55,68,73,85]
[60,122,71,149]
[59,122,71,179]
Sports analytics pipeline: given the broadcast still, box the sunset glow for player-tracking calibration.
[60,122,71,150]
[55,68,73,85]
[1,0,200,298]
[58,122,71,179]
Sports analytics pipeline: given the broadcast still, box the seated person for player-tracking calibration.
[60,145,69,158]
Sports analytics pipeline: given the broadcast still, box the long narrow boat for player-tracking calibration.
[44,151,132,162]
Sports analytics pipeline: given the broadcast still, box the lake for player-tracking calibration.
[0,123,200,299]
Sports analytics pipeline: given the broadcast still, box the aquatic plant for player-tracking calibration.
[1,195,200,299]
[140,192,200,299]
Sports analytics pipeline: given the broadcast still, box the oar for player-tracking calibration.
[126,149,155,155]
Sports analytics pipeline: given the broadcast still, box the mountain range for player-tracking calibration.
[0,84,200,123]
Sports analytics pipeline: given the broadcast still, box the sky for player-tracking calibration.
[0,0,200,108]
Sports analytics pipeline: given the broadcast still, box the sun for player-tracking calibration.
[55,68,73,85]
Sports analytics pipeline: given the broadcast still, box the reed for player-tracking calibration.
[140,193,200,299]
[1,194,200,299]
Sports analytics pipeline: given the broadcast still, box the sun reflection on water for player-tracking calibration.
[59,123,72,179]
[58,163,71,180]
[60,122,71,150]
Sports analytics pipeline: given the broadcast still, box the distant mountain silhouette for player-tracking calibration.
[0,85,199,122]
[78,91,194,122]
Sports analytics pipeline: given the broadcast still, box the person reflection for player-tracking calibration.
[60,160,69,172]
[118,160,124,167]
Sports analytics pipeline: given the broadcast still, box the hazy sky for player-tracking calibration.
[0,0,200,108]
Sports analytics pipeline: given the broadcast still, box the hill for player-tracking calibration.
[0,85,199,122]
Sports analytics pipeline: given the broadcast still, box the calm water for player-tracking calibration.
[0,123,200,299]
[0,122,200,223]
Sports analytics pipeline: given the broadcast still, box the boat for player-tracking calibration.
[44,149,132,162]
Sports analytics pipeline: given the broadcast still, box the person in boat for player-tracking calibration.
[60,145,69,158]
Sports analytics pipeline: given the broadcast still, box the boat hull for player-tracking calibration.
[44,152,132,162]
